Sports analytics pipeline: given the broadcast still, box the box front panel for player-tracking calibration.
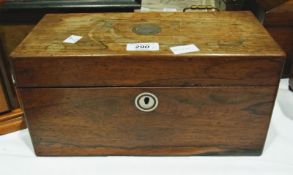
[19,87,276,156]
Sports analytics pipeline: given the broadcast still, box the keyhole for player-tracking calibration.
[144,97,150,105]
[135,92,158,112]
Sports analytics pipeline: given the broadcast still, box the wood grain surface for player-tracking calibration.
[267,28,293,54]
[19,86,277,156]
[267,27,293,77]
[12,12,285,156]
[0,79,10,113]
[0,108,22,122]
[263,0,293,77]
[13,56,284,87]
[0,108,25,135]
[0,24,31,134]
[0,117,25,135]
[0,25,35,57]
[11,12,284,58]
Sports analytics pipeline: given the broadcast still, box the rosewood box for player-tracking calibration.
[11,12,285,156]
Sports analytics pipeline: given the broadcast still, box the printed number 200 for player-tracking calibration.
[136,44,150,49]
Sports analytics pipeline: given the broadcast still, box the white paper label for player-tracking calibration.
[163,8,177,12]
[170,44,200,55]
[63,35,82,44]
[127,43,160,51]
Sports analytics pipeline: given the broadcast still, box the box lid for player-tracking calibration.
[11,12,284,58]
[11,12,285,88]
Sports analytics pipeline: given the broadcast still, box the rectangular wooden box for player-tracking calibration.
[11,12,285,156]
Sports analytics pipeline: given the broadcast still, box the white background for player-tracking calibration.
[1,79,293,175]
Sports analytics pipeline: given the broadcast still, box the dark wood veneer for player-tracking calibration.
[13,56,283,88]
[11,12,285,156]
[261,0,293,77]
[20,87,277,156]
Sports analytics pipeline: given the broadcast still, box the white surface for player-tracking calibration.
[170,44,200,54]
[63,35,82,44]
[1,79,293,175]
[163,8,178,12]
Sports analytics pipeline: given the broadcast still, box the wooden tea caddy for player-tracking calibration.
[11,12,285,156]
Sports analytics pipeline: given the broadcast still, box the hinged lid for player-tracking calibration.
[11,12,284,57]
[11,12,285,88]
